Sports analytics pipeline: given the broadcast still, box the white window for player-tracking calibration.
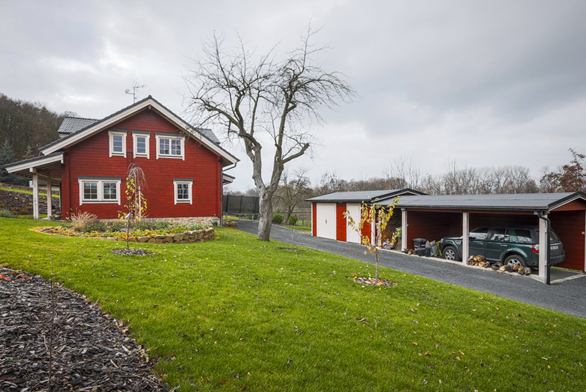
[173,179,193,205]
[108,130,127,158]
[132,131,150,159]
[156,133,185,160]
[78,177,121,205]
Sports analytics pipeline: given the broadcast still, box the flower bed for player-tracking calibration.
[39,226,215,244]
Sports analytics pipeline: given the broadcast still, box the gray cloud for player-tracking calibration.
[1,0,585,191]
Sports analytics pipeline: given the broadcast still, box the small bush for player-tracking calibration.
[181,223,204,231]
[287,214,298,226]
[70,211,98,232]
[135,220,172,231]
[83,220,107,233]
[105,221,125,232]
[272,213,283,224]
[0,209,14,218]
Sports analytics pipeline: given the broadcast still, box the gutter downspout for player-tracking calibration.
[536,210,552,285]
[221,161,238,226]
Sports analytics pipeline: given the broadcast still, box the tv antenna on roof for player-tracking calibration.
[125,82,147,103]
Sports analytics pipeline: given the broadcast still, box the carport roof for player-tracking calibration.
[382,192,586,212]
[306,189,424,203]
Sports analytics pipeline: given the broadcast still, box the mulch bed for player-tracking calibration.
[0,268,169,392]
[353,276,397,287]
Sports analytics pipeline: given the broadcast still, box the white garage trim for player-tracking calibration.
[346,203,362,244]
[316,203,337,240]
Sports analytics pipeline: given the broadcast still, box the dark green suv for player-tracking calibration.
[439,226,565,268]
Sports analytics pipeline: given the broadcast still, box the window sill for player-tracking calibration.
[158,154,184,159]
[81,200,120,204]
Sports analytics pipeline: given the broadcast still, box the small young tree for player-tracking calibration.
[344,198,399,282]
[118,164,147,249]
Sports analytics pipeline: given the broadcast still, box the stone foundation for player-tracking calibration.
[138,216,220,226]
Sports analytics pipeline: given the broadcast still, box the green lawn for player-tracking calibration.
[1,186,60,198]
[1,218,584,391]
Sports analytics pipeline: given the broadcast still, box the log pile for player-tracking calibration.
[466,255,490,268]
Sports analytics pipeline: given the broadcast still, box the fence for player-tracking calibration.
[223,195,260,216]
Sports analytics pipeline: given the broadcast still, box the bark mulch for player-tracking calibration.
[0,268,169,392]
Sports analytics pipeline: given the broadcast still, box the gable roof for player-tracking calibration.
[382,192,586,212]
[306,189,425,203]
[41,96,237,166]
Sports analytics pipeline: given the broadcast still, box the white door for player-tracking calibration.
[346,203,362,244]
[316,203,336,240]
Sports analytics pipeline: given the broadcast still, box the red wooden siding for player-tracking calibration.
[406,211,462,248]
[550,210,585,271]
[64,109,222,220]
[552,199,586,211]
[336,203,347,241]
[312,203,317,237]
[361,215,371,242]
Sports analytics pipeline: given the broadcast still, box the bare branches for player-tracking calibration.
[184,30,354,240]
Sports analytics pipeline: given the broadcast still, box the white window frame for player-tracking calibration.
[156,133,185,160]
[173,178,193,205]
[108,130,127,158]
[132,131,150,159]
[78,177,122,205]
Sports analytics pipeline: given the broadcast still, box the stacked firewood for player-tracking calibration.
[466,255,490,268]
[467,256,532,275]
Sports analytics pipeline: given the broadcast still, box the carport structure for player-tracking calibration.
[380,192,586,282]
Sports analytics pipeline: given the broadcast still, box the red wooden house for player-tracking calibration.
[5,96,238,223]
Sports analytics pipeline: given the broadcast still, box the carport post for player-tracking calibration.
[401,209,408,251]
[538,212,549,283]
[462,212,470,262]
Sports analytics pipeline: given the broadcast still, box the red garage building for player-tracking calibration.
[379,193,586,280]
[307,189,424,243]
[5,96,238,224]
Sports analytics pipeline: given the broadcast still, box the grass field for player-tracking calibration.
[1,218,584,391]
[1,186,60,198]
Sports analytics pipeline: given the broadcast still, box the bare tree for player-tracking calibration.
[274,168,312,223]
[184,31,354,240]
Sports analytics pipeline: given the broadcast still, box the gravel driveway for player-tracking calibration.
[235,220,586,319]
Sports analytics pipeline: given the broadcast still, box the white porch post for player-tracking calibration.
[462,212,470,262]
[46,177,52,218]
[401,209,408,251]
[31,169,39,220]
[539,214,549,281]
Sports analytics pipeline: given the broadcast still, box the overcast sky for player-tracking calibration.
[2,0,585,192]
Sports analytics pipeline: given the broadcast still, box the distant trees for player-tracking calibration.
[540,149,586,192]
[0,94,62,160]
[273,169,312,224]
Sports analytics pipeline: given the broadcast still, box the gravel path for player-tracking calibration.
[235,220,586,319]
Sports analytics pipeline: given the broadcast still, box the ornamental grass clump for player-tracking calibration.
[70,211,98,232]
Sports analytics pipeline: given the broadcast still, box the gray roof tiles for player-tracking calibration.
[383,192,586,211]
[306,189,424,203]
[57,117,99,134]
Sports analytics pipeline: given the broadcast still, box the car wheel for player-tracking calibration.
[503,254,528,268]
[443,246,460,261]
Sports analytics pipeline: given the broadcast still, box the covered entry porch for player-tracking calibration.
[4,152,64,219]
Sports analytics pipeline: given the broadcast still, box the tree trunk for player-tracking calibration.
[257,189,274,241]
